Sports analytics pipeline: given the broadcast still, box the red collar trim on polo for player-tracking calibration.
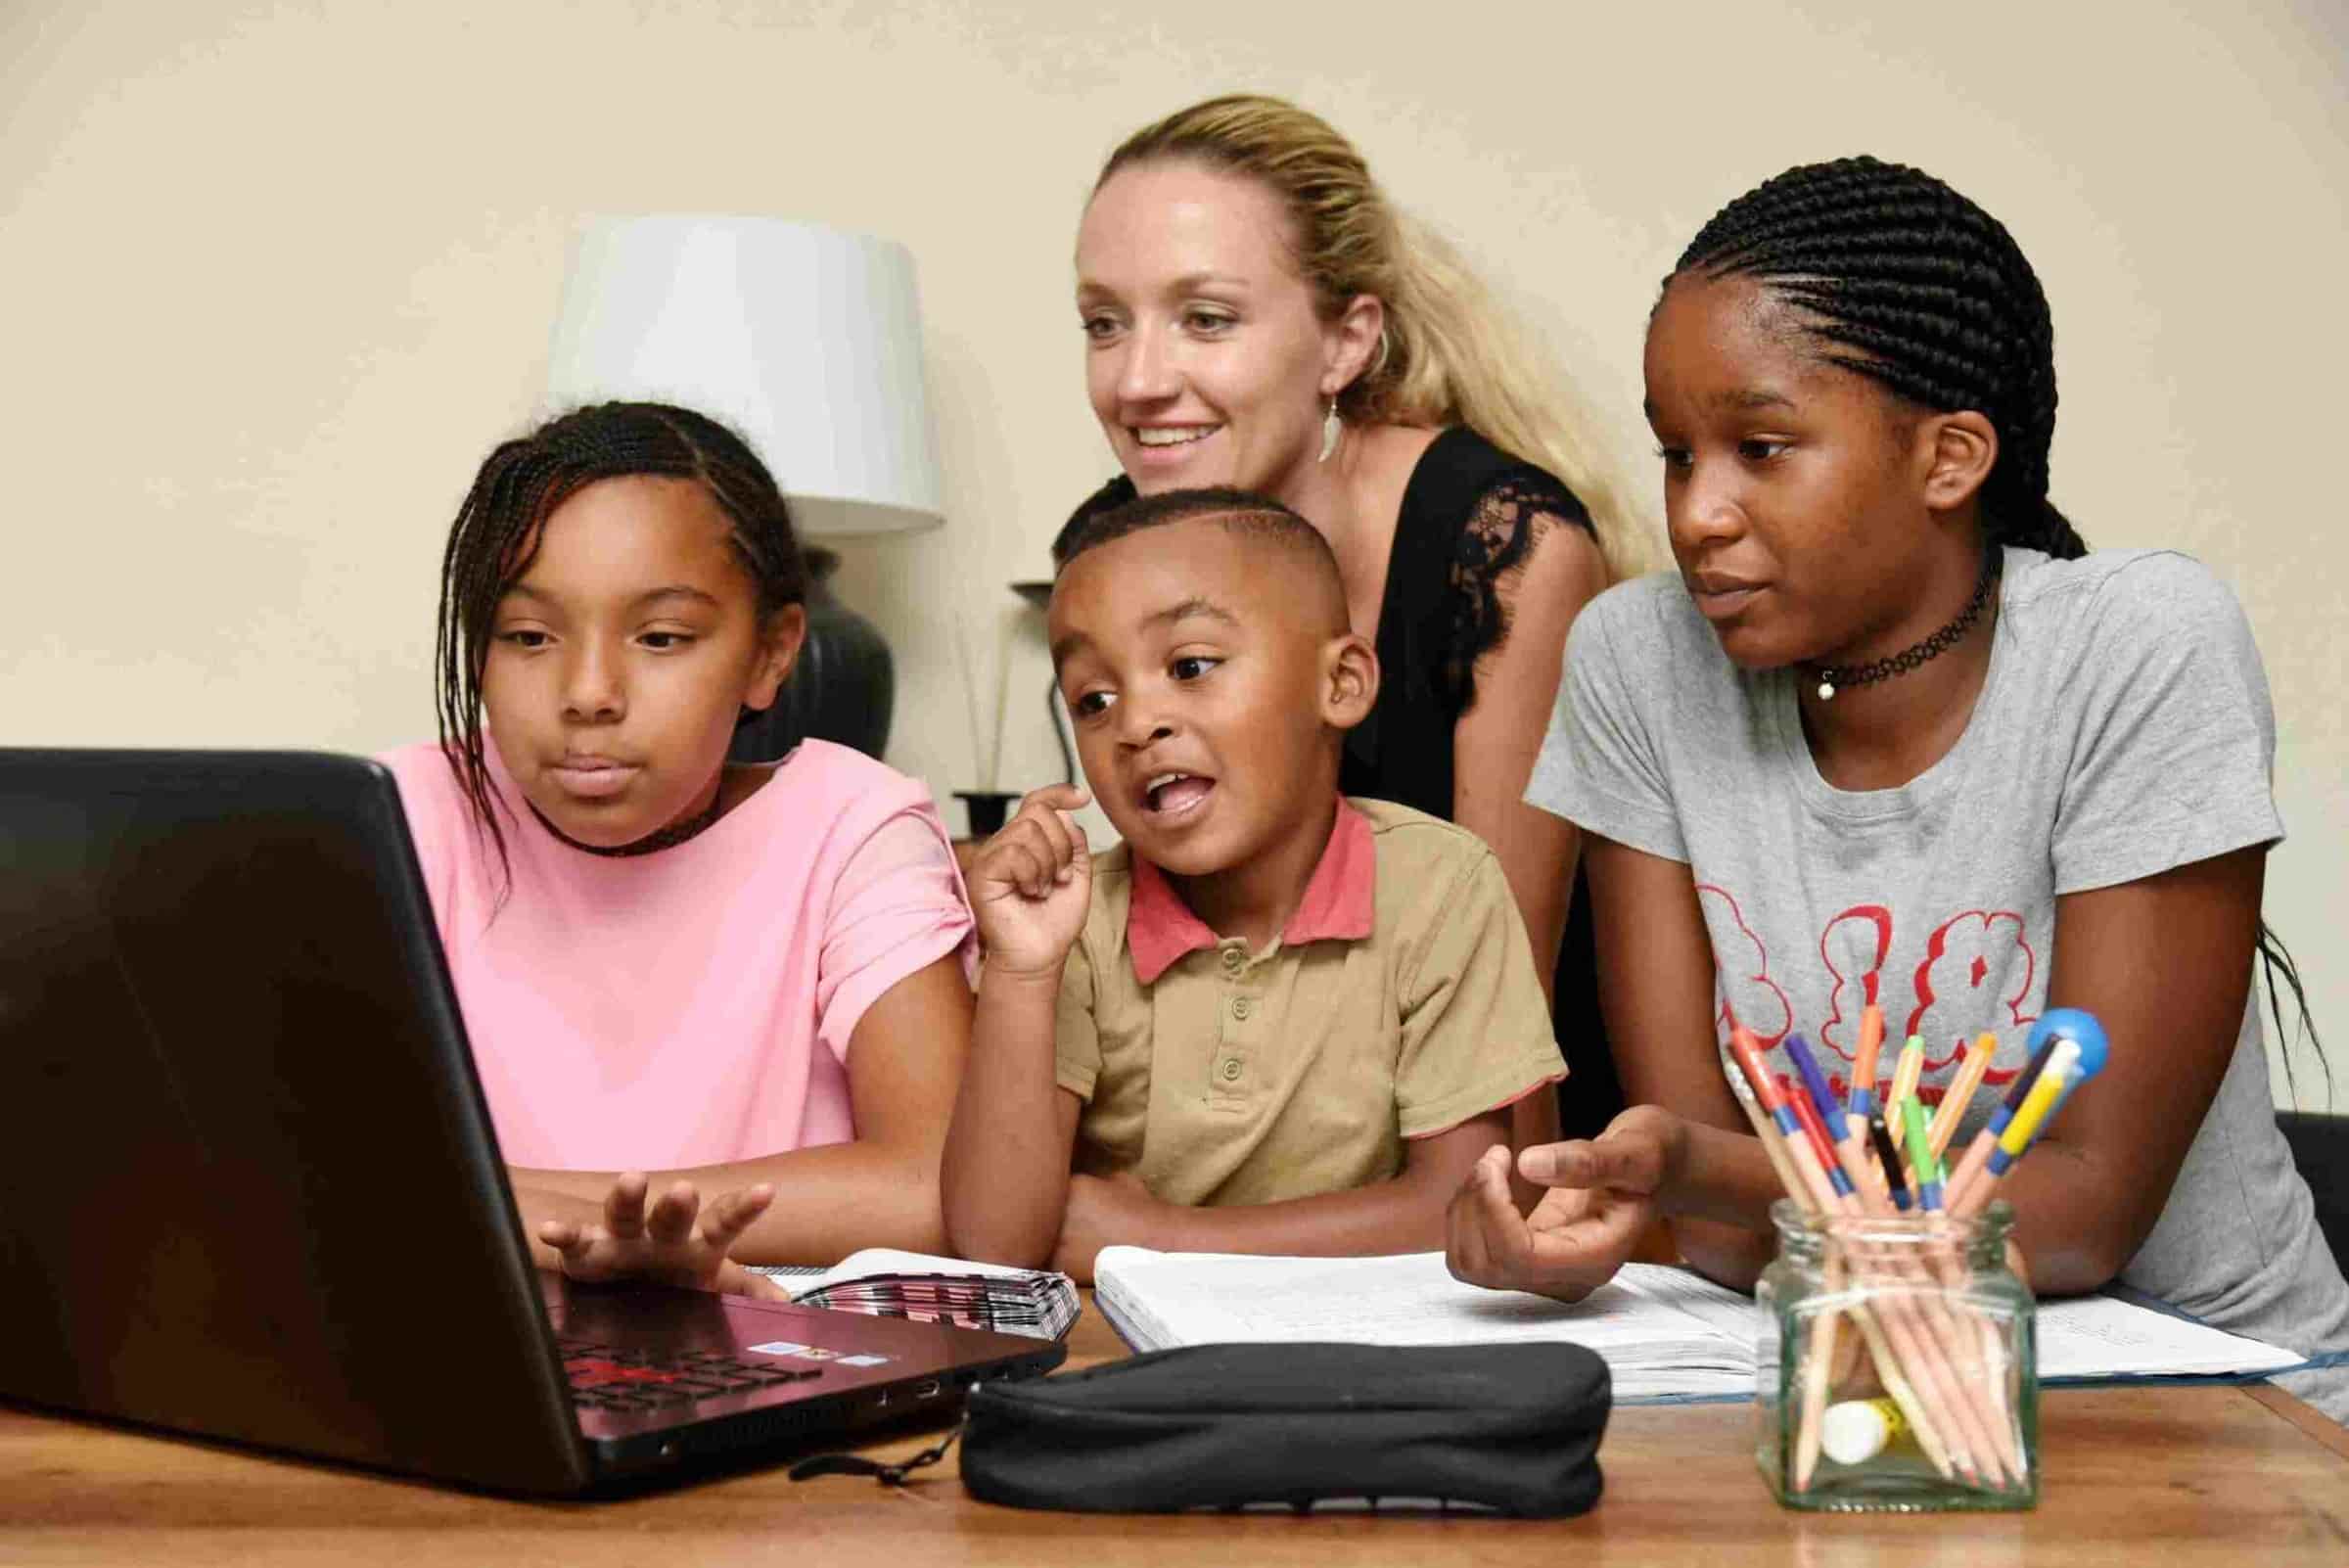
[1126,797,1376,986]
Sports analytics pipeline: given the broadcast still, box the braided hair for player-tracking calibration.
[432,401,806,878]
[1680,161,2330,1097]
[1673,156,2086,561]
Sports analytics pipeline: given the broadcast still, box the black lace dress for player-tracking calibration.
[1058,428,1624,1140]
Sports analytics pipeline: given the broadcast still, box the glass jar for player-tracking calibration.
[1755,1200,2037,1512]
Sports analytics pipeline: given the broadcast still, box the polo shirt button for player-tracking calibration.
[1230,996,1253,1020]
[1221,947,1244,974]
[1220,1058,1242,1082]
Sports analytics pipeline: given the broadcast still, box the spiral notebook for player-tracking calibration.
[751,1250,1081,1342]
[1093,1248,2306,1404]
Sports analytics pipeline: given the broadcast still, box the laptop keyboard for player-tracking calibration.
[558,1337,822,1411]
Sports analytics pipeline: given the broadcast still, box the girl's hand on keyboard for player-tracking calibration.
[535,1173,789,1300]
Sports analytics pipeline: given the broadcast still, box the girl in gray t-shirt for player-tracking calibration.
[1444,156,2348,1420]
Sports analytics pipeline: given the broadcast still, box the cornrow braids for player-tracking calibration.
[1678,161,2331,1095]
[1674,156,2087,561]
[431,401,806,884]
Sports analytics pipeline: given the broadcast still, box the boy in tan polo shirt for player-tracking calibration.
[942,487,1564,1277]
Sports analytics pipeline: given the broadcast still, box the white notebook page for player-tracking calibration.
[1093,1248,2302,1400]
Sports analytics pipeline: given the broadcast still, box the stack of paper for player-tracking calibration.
[752,1248,1081,1342]
[1092,1248,2305,1402]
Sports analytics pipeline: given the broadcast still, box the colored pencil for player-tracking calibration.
[1845,1004,1887,1131]
[1728,1029,1974,1485]
[1941,1038,2058,1211]
[1950,1041,2078,1221]
[1926,1032,2000,1162]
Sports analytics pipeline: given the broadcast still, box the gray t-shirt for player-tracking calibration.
[1530,546,2349,1419]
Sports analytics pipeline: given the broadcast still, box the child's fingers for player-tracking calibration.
[1445,1177,1487,1282]
[1025,804,1077,873]
[1051,810,1091,883]
[980,826,1056,897]
[1582,1130,1668,1194]
[1444,1188,1480,1281]
[1477,1148,1540,1268]
[1020,783,1090,816]
[701,1183,774,1251]
[997,838,1049,899]
[974,839,1032,894]
[603,1172,649,1238]
[1515,1139,1587,1188]
[996,809,1072,885]
[1006,794,1067,846]
[1446,1146,1512,1284]
[1576,1191,1651,1256]
[540,1222,610,1282]
[1520,1134,1662,1195]
[716,1263,791,1302]
[1527,1181,1598,1231]
[645,1179,700,1245]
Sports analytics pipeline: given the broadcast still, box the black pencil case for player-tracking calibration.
[960,1341,1609,1517]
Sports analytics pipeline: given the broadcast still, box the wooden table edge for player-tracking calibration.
[2238,1379,2349,1460]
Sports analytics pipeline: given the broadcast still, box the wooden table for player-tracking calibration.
[6,1297,2345,1566]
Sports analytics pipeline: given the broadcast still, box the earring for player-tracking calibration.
[1317,398,1342,463]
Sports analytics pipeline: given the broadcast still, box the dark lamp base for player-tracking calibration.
[952,791,1021,839]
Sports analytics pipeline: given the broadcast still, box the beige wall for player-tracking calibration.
[5,0,2342,1099]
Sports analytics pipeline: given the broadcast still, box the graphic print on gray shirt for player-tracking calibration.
[1530,546,2349,1420]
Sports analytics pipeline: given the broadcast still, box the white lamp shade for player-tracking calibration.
[544,216,944,535]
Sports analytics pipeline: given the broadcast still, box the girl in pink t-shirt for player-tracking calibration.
[391,401,975,1289]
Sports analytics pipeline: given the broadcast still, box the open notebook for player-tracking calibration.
[1094,1248,2306,1403]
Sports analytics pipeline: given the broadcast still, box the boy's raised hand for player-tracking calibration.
[969,784,1093,975]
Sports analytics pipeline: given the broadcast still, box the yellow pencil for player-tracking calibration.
[1883,1036,1925,1183]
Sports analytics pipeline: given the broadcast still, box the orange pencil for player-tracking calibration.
[1927,1032,1999,1162]
[1843,1003,1886,1136]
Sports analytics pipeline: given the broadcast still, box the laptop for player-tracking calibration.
[0,748,1065,1496]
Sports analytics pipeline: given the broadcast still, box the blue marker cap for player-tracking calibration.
[2028,1008,2110,1082]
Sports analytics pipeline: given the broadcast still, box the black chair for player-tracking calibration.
[730,548,893,764]
[2278,1111,2349,1269]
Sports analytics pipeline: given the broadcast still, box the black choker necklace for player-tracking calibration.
[531,794,726,858]
[1805,552,2002,702]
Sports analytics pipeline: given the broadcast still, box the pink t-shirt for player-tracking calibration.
[385,739,975,1170]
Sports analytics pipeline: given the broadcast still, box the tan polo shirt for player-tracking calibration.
[1053,797,1565,1208]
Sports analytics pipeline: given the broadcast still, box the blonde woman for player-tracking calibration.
[1058,94,1651,1152]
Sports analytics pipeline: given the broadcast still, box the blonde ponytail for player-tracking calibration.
[1099,94,1657,580]
[1376,214,1654,578]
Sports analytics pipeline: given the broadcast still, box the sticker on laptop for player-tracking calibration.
[748,1340,887,1365]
